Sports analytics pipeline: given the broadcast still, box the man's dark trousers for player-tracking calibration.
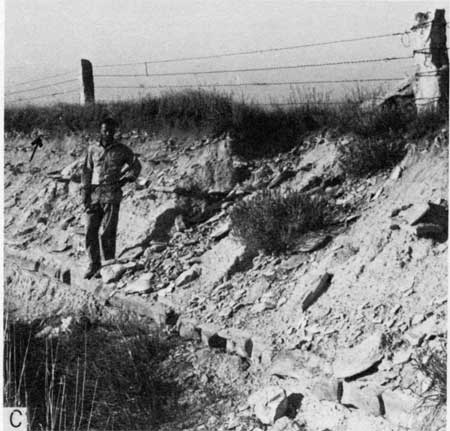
[85,201,120,267]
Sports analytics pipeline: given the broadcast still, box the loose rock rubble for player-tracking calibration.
[4,128,448,430]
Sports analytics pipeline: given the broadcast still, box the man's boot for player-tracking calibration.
[84,263,101,280]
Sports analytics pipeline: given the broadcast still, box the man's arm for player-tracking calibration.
[81,146,93,208]
[120,146,142,185]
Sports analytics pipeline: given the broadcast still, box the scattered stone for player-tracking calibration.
[149,242,167,252]
[372,187,384,200]
[50,232,71,252]
[295,234,332,253]
[246,278,270,302]
[248,386,288,425]
[410,314,424,326]
[218,328,253,358]
[211,220,231,241]
[263,268,277,281]
[176,266,200,287]
[253,291,277,313]
[391,204,412,218]
[119,245,145,260]
[60,215,76,230]
[381,389,419,428]
[333,332,385,379]
[100,264,127,283]
[199,324,226,349]
[400,202,444,227]
[345,213,360,224]
[311,377,342,402]
[280,255,305,271]
[341,382,383,416]
[270,350,320,387]
[17,225,36,236]
[136,176,150,189]
[392,348,413,366]
[176,317,200,340]
[200,236,255,286]
[268,417,302,431]
[404,314,445,346]
[298,396,347,431]
[123,273,153,294]
[268,169,296,189]
[172,214,186,233]
[390,166,402,181]
[301,272,333,311]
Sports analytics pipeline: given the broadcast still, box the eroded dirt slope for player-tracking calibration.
[4,128,448,431]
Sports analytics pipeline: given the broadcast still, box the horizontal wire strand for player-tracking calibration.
[6,70,78,88]
[7,88,79,104]
[95,31,412,68]
[96,77,404,90]
[5,79,79,96]
[95,55,413,78]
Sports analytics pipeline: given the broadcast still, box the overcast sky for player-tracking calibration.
[5,0,449,104]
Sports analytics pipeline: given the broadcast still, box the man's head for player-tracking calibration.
[100,117,118,146]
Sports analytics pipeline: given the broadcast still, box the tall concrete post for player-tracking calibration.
[80,59,95,105]
[412,9,449,111]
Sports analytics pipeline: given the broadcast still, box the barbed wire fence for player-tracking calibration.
[4,18,448,108]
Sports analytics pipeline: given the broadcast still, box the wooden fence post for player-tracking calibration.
[80,59,95,105]
[412,9,449,112]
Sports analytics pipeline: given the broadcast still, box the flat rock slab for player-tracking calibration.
[211,220,231,240]
[381,389,420,429]
[333,332,385,379]
[123,273,153,294]
[251,338,274,366]
[310,377,342,402]
[175,266,200,287]
[400,202,448,230]
[295,233,332,253]
[101,262,136,284]
[270,350,329,389]
[268,169,296,189]
[248,386,288,425]
[341,382,383,416]
[176,317,201,340]
[301,272,333,311]
[200,236,255,286]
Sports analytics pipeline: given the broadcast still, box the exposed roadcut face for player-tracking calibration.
[4,123,448,431]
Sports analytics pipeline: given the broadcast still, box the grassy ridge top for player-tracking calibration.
[5,89,448,157]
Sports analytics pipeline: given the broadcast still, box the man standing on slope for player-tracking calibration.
[81,117,142,279]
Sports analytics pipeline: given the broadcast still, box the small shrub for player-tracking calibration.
[230,189,327,253]
[413,346,447,427]
[337,137,407,177]
[407,107,449,139]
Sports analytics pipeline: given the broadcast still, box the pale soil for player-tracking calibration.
[4,129,448,431]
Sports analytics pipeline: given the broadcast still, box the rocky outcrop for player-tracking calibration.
[199,236,256,287]
[248,386,289,425]
[333,332,386,379]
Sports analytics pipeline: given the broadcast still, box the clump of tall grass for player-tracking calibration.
[337,137,408,177]
[3,315,181,430]
[230,189,327,253]
[413,345,447,429]
[5,88,448,158]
